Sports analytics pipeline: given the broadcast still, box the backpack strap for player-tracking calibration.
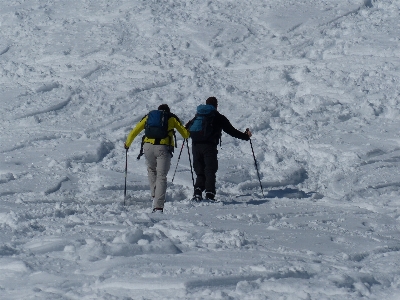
[173,130,177,148]
[137,135,146,160]
[167,129,176,158]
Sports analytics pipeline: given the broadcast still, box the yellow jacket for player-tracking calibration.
[125,112,190,148]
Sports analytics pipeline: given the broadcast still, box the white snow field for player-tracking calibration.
[1,0,400,299]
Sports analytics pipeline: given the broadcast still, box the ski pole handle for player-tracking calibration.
[245,128,252,138]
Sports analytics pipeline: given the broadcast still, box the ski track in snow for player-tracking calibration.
[1,0,400,299]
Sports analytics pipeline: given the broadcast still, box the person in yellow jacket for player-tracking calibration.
[124,104,190,213]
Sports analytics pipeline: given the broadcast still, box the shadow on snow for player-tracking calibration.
[229,188,315,205]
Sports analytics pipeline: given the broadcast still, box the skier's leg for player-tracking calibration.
[143,143,157,199]
[203,145,218,200]
[153,145,171,209]
[192,145,205,197]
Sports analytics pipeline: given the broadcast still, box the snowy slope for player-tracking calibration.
[1,0,400,299]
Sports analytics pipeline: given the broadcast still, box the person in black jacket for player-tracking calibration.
[188,97,252,201]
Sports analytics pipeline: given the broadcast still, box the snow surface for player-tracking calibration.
[1,0,400,299]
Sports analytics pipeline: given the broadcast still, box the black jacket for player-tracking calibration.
[190,110,250,145]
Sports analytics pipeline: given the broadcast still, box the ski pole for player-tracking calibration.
[186,140,195,187]
[172,139,186,183]
[246,129,264,197]
[124,148,128,205]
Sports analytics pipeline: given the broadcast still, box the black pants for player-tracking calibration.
[192,143,218,196]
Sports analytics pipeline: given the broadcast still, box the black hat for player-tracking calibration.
[158,104,170,112]
[206,97,218,108]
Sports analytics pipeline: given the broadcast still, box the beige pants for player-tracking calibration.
[143,143,171,209]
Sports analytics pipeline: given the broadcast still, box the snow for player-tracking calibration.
[1,0,400,299]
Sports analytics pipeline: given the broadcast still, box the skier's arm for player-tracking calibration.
[220,114,250,141]
[173,116,190,139]
[125,116,147,148]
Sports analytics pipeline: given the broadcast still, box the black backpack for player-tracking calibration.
[145,110,170,139]
[188,104,218,142]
